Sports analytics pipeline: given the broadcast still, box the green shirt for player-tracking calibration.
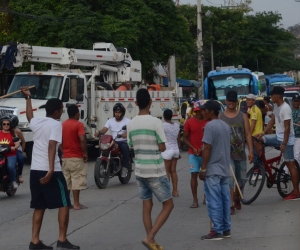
[292,108,300,138]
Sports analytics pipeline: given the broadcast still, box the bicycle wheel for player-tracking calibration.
[277,160,300,198]
[241,164,266,205]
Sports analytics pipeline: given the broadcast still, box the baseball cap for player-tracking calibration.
[292,94,300,101]
[270,86,285,96]
[199,100,221,112]
[246,94,256,100]
[193,100,205,111]
[226,90,238,102]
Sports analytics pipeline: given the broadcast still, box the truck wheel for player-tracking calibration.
[25,142,33,163]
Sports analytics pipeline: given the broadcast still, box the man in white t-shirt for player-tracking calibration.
[96,103,130,177]
[257,86,299,201]
[20,87,79,250]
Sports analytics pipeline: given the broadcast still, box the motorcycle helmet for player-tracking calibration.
[113,103,126,118]
[0,114,19,129]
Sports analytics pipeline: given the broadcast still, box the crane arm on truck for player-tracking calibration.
[0,42,141,83]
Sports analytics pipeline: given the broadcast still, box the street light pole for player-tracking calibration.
[197,0,204,99]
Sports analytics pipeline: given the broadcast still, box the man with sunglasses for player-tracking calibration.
[0,117,20,189]
[220,90,254,215]
[292,95,300,166]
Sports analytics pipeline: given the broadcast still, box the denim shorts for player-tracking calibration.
[229,160,247,188]
[189,154,203,173]
[263,135,294,161]
[136,176,172,203]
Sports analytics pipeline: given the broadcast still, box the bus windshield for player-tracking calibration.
[7,75,63,100]
[210,74,252,101]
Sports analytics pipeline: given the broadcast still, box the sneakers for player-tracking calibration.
[29,241,53,249]
[12,181,18,189]
[223,230,231,238]
[283,193,300,201]
[121,167,128,178]
[57,239,80,250]
[201,230,224,240]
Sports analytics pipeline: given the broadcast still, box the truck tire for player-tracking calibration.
[25,142,33,163]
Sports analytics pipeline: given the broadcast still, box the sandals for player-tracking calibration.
[18,176,24,183]
[234,200,241,210]
[230,206,235,215]
[142,240,158,250]
[190,202,199,208]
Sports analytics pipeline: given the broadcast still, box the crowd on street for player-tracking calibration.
[0,86,299,250]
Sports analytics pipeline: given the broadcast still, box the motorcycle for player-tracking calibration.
[91,124,134,189]
[0,137,20,196]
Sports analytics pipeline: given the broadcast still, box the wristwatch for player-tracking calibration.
[25,95,31,100]
[200,169,206,173]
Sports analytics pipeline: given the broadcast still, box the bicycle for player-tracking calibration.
[241,136,300,205]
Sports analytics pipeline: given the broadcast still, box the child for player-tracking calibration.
[127,89,174,250]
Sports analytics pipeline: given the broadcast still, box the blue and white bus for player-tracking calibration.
[204,66,259,103]
[265,74,295,95]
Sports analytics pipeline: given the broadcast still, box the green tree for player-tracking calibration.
[3,0,194,79]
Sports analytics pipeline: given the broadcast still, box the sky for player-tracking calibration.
[180,0,300,28]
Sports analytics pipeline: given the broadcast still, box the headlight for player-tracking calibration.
[100,143,111,150]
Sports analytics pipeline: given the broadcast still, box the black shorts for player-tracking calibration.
[30,170,71,209]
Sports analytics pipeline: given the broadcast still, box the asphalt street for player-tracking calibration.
[0,150,300,250]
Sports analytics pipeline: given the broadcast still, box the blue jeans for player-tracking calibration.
[17,150,24,176]
[204,175,231,234]
[7,155,17,182]
[116,141,130,168]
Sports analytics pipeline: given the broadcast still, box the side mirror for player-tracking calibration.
[77,78,85,94]
[90,124,97,128]
[122,125,127,130]
[76,94,84,102]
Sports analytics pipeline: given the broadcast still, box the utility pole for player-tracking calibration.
[197,0,204,99]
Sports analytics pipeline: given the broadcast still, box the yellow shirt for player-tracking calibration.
[249,105,263,136]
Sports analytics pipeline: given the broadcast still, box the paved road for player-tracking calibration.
[0,150,300,250]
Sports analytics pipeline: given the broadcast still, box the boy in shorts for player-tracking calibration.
[127,88,174,250]
[62,105,88,210]
[21,87,79,250]
[183,100,208,208]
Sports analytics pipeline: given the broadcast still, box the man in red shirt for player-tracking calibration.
[183,100,208,208]
[62,105,88,210]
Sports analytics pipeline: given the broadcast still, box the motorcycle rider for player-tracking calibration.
[0,114,20,189]
[95,103,130,177]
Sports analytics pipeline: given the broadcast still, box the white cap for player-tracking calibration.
[246,94,256,100]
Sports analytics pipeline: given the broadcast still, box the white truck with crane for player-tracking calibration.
[0,42,182,161]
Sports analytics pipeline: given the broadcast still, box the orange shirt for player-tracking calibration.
[62,119,85,158]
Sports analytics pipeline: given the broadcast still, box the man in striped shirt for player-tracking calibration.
[127,88,174,250]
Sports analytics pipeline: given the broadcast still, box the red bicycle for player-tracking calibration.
[241,137,300,205]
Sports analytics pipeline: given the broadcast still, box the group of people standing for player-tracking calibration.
[10,84,300,250]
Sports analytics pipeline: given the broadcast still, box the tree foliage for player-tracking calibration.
[2,0,194,79]
[176,4,300,80]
